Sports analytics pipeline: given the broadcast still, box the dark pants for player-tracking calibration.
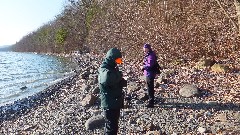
[146,76,155,105]
[103,109,120,135]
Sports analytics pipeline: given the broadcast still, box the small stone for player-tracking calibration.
[204,111,212,118]
[198,126,206,134]
[91,87,100,94]
[206,101,218,105]
[145,122,155,131]
[81,94,97,107]
[136,118,142,125]
[214,113,227,122]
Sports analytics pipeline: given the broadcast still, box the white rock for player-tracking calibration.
[198,126,206,133]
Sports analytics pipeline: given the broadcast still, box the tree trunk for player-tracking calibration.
[235,0,240,35]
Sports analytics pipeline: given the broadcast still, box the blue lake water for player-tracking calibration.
[0,52,76,106]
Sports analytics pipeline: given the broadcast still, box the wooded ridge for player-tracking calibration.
[12,0,240,67]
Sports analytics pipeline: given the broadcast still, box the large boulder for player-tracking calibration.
[179,84,199,97]
[211,64,229,73]
[85,115,105,130]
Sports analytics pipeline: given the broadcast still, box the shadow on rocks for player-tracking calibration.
[160,101,240,111]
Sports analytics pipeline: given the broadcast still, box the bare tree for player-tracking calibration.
[235,0,240,35]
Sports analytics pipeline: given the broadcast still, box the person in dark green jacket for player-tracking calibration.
[98,48,127,135]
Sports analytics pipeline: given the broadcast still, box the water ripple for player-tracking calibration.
[0,52,76,105]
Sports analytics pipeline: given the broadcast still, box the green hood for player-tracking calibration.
[103,48,122,68]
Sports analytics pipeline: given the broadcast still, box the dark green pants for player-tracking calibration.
[103,109,120,135]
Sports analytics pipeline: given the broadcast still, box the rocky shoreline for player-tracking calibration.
[0,53,239,134]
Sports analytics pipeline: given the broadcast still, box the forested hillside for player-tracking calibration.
[13,0,240,66]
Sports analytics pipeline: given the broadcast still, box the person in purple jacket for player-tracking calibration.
[141,43,157,108]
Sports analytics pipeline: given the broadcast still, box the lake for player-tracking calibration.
[0,52,76,106]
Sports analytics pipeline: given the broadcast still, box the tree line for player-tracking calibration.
[12,0,95,53]
[12,0,240,65]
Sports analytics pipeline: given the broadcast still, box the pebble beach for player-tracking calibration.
[0,53,239,135]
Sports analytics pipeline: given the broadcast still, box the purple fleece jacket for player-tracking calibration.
[143,51,157,78]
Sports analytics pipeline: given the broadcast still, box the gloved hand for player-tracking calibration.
[120,78,127,87]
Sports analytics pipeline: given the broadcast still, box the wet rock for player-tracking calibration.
[20,86,27,90]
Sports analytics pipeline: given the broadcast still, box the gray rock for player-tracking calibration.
[154,82,160,88]
[138,92,148,101]
[139,75,145,81]
[81,84,91,92]
[179,84,199,97]
[85,115,105,130]
[80,71,90,79]
[127,82,141,92]
[20,86,27,90]
[81,94,97,107]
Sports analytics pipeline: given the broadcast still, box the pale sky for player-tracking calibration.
[0,0,67,46]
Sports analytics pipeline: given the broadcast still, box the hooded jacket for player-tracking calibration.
[98,48,124,109]
[143,49,157,78]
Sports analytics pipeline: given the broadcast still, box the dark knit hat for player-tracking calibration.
[143,43,151,49]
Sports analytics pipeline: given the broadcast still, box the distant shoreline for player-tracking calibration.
[0,45,13,52]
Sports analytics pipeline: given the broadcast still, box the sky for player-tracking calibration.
[0,0,68,46]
